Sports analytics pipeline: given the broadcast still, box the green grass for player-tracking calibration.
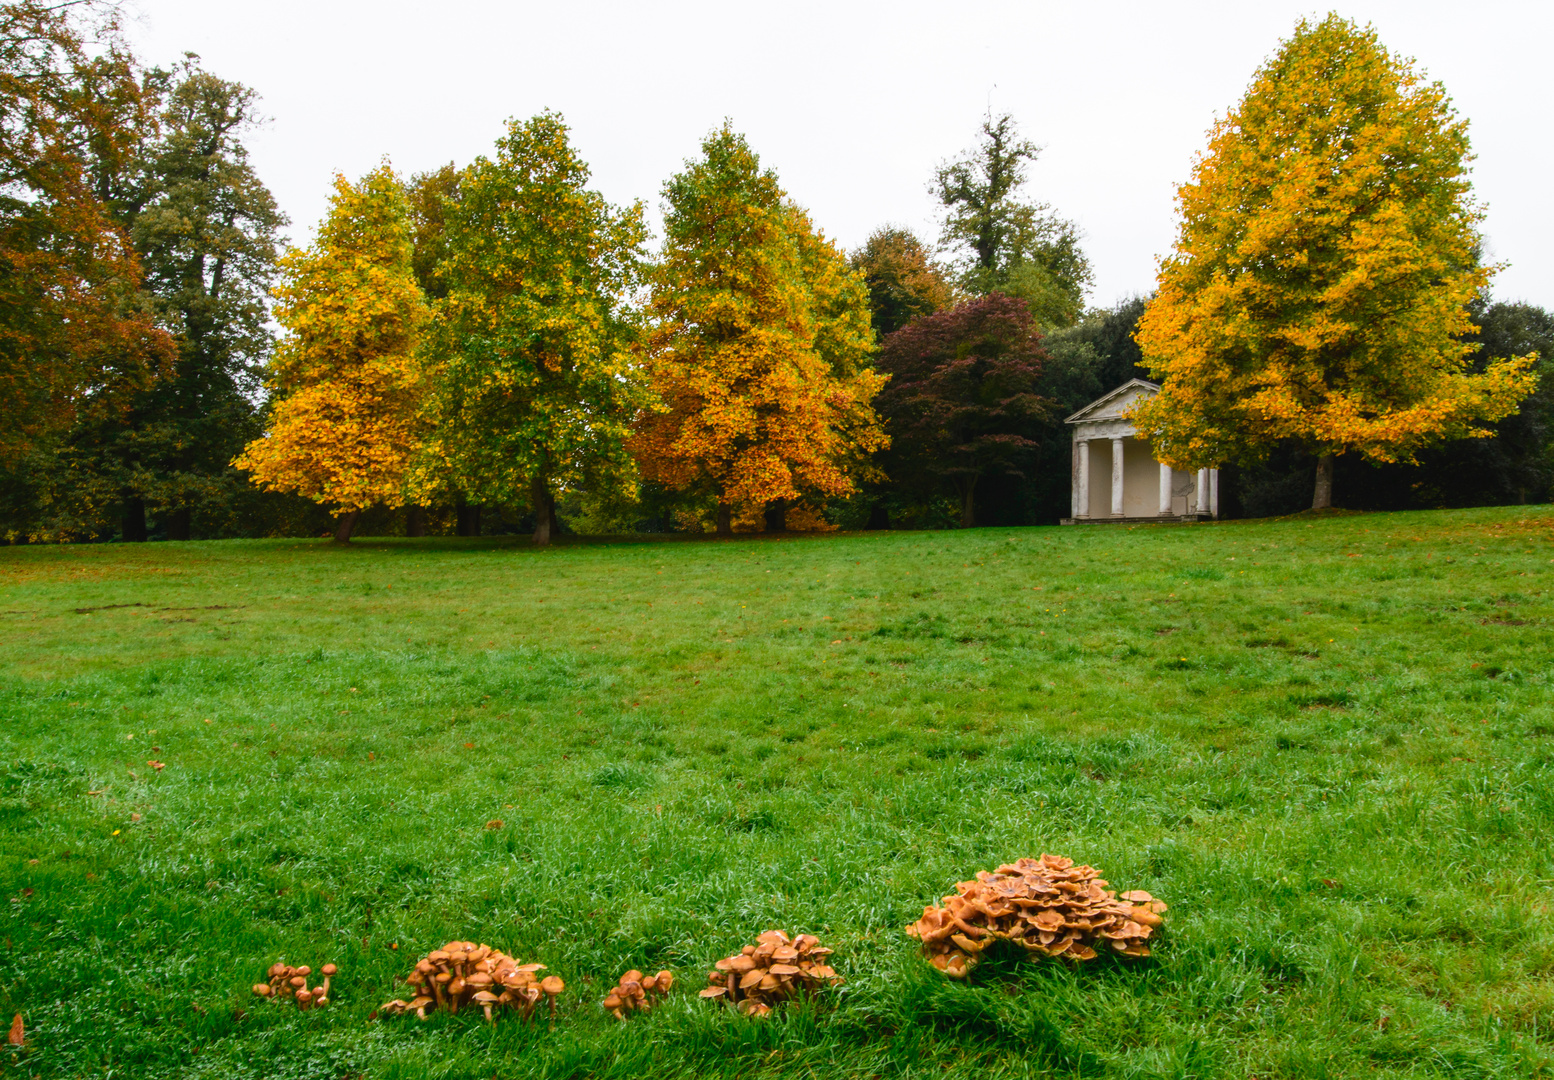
[1,507,1552,1078]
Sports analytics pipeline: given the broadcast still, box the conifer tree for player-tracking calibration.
[415,112,649,546]
[234,164,427,542]
[1131,15,1537,508]
[632,125,886,534]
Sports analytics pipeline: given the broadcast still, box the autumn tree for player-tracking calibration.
[874,293,1051,527]
[1131,15,1538,509]
[849,226,953,339]
[234,164,427,542]
[633,125,886,535]
[932,112,1091,327]
[414,112,648,546]
[0,0,171,462]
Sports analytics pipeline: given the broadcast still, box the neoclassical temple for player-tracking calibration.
[1061,379,1219,524]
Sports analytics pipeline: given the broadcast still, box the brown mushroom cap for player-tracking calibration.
[654,971,673,991]
[539,975,564,995]
[321,963,338,977]
[252,983,273,997]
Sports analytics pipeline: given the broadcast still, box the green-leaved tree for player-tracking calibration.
[415,112,651,546]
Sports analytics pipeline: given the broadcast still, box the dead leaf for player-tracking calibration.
[7,1013,20,1045]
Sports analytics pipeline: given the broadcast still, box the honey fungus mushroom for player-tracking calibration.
[906,854,1168,977]
[602,969,674,1019]
[252,961,338,1009]
[383,941,560,1023]
[699,931,840,1016]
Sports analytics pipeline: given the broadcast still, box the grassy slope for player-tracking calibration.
[0,507,1551,1079]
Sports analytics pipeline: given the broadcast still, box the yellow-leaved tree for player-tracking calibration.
[1130,15,1538,508]
[234,164,428,541]
[632,125,886,534]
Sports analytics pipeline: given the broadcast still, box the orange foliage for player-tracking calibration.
[1131,16,1537,473]
[631,127,885,529]
[235,165,428,513]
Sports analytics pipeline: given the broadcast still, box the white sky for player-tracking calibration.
[124,0,1552,310]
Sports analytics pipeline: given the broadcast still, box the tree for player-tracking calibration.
[932,112,1091,327]
[1131,15,1538,510]
[405,163,459,302]
[632,125,886,535]
[874,293,1051,527]
[0,0,171,462]
[234,164,428,542]
[413,111,648,546]
[64,57,285,541]
[849,226,953,339]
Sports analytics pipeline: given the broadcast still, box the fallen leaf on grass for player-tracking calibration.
[485,819,504,830]
[7,1013,20,1045]
[146,760,164,771]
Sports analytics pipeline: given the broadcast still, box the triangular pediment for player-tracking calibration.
[1064,379,1160,424]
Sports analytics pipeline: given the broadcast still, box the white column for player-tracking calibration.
[1196,468,1210,514]
[1158,462,1173,515]
[1111,437,1125,517]
[1075,440,1090,518]
[1210,468,1220,518]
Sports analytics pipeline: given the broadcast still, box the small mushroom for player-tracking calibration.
[252,983,272,997]
[295,987,314,1011]
[320,963,337,998]
[540,975,564,1018]
[472,990,500,1023]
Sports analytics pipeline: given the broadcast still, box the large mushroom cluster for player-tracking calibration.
[379,942,564,1022]
[602,969,674,1019]
[252,962,336,1009]
[906,854,1167,977]
[697,931,841,1017]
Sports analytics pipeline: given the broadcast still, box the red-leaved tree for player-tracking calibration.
[874,293,1052,526]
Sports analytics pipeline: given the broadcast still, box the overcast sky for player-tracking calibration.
[123,0,1551,310]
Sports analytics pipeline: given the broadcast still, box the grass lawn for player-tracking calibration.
[1,506,1552,1079]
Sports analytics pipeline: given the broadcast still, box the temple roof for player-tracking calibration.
[1064,378,1160,425]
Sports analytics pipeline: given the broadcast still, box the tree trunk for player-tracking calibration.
[334,510,361,544]
[166,508,191,542]
[763,499,787,533]
[715,502,733,536]
[122,498,147,543]
[456,502,481,537]
[865,503,890,530]
[547,495,561,539]
[959,476,979,528]
[1312,455,1335,510]
[531,474,551,547]
[405,505,427,537]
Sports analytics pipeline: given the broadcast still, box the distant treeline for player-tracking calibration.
[1,3,1547,544]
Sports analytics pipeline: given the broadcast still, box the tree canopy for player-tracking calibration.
[1131,15,1538,508]
[632,125,886,534]
[932,112,1092,327]
[234,164,427,540]
[0,0,171,460]
[874,293,1051,527]
[413,111,650,545]
[849,226,953,339]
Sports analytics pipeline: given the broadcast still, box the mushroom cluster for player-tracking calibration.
[252,962,337,1009]
[697,931,840,1017]
[906,854,1167,977]
[379,942,563,1022]
[602,969,674,1019]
